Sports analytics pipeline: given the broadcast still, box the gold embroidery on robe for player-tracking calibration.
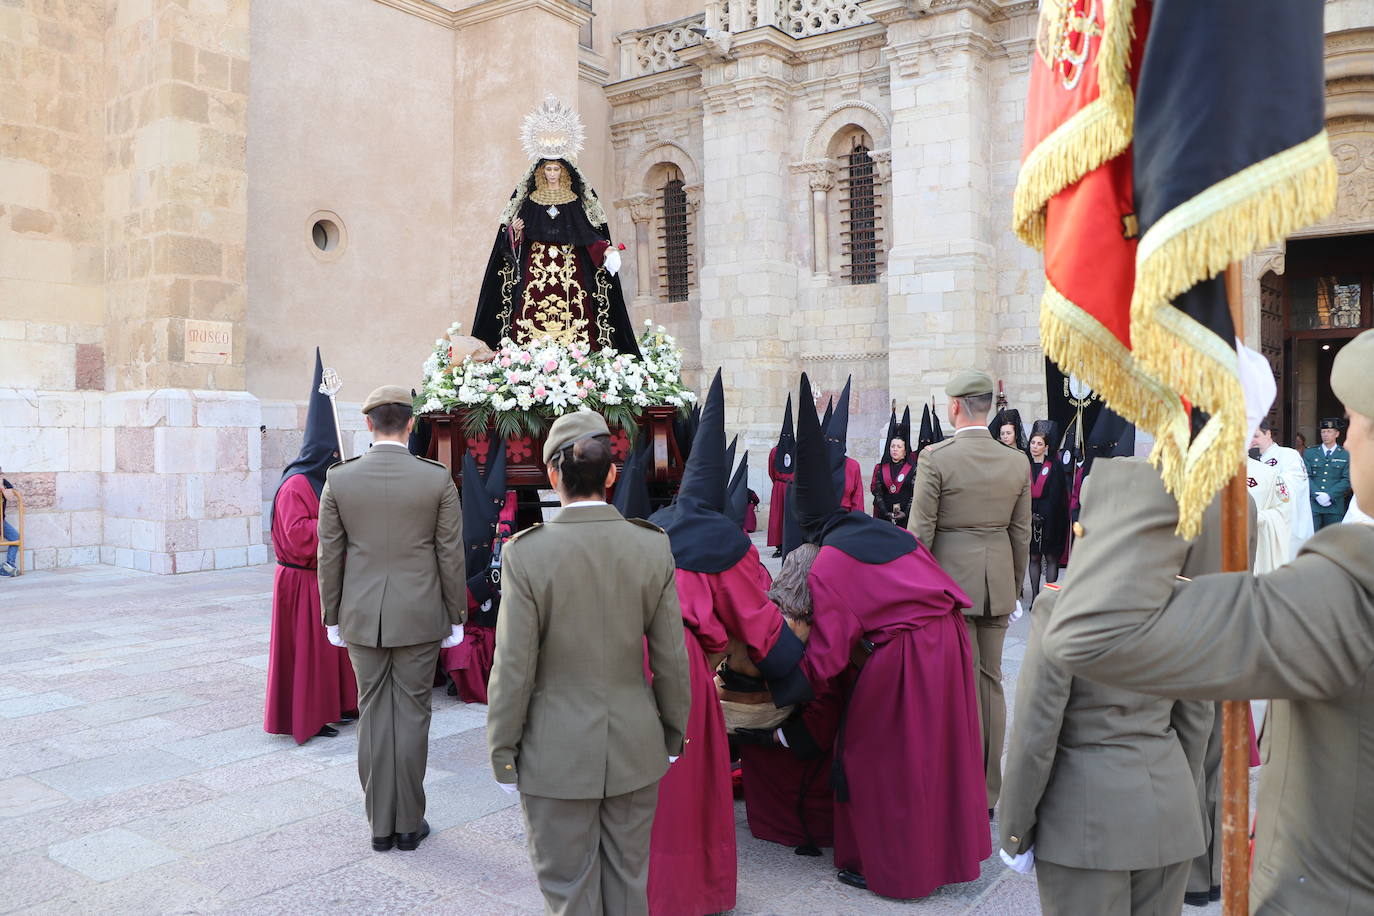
[515,242,591,348]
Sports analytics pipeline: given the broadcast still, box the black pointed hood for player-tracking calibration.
[648,369,750,573]
[931,402,945,443]
[772,396,795,477]
[820,397,834,435]
[727,450,750,528]
[917,404,936,453]
[1087,408,1134,462]
[881,407,898,463]
[275,348,338,508]
[899,406,911,451]
[724,436,738,502]
[793,373,916,564]
[407,388,432,456]
[825,376,852,493]
[611,440,652,520]
[674,403,702,466]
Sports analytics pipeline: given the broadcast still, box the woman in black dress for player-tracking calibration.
[1027,420,1068,601]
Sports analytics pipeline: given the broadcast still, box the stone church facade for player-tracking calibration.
[2,0,1372,572]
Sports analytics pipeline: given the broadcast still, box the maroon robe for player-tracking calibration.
[440,594,494,704]
[648,546,789,916]
[802,544,990,899]
[841,458,864,513]
[739,668,852,848]
[767,446,792,547]
[263,474,357,744]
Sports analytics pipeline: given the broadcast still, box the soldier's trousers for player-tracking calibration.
[348,640,441,837]
[1313,509,1344,531]
[1036,858,1190,916]
[1188,705,1223,895]
[965,611,1009,809]
[521,782,660,916]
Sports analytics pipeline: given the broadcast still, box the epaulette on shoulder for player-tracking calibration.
[507,523,544,544]
[925,438,956,455]
[327,455,362,473]
[626,517,666,535]
[415,455,448,470]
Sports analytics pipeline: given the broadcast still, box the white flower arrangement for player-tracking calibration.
[417,321,697,439]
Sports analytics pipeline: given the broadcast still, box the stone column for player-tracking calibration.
[792,161,837,279]
[623,193,656,301]
[681,33,799,437]
[863,0,999,406]
[98,0,262,574]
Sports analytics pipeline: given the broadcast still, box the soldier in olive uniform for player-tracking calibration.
[1305,417,1351,530]
[909,369,1031,812]
[488,411,692,916]
[1041,328,1374,914]
[317,386,468,852]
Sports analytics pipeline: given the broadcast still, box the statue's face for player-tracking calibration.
[889,439,907,461]
[999,424,1016,446]
[542,161,564,188]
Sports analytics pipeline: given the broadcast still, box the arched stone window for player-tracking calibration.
[658,165,693,302]
[837,130,882,285]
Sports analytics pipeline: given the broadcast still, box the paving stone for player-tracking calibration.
[30,749,201,800]
[47,827,180,881]
[0,692,83,718]
[0,776,70,818]
[0,854,91,911]
[163,722,280,766]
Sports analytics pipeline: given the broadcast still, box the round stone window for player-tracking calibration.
[307,210,346,261]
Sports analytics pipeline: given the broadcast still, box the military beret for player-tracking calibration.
[1331,328,1374,419]
[361,385,413,414]
[543,410,610,465]
[945,370,994,398]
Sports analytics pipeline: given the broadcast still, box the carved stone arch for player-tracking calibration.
[634,141,701,194]
[803,100,891,161]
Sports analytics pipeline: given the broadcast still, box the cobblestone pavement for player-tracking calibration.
[0,537,1226,915]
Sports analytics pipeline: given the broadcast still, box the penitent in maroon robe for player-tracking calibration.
[440,600,494,704]
[767,446,792,547]
[840,458,865,513]
[648,546,789,916]
[264,474,357,744]
[739,667,852,848]
[802,542,991,899]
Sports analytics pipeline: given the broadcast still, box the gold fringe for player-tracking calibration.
[1129,130,1338,537]
[1038,277,1193,510]
[1012,0,1138,249]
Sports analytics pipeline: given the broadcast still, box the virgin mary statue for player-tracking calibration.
[471,96,640,356]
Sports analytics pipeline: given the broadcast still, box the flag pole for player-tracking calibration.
[1220,265,1250,916]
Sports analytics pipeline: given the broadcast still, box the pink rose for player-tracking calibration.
[519,352,532,365]
[545,360,558,373]
[534,384,547,397]
[485,383,497,392]
[500,356,512,368]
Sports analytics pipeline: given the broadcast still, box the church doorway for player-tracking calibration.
[1262,232,1374,448]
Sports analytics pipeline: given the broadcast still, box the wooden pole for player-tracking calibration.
[1221,264,1250,915]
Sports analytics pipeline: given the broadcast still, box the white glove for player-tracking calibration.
[1000,846,1035,875]
[603,248,622,276]
[496,781,518,796]
[1316,492,1332,508]
[1010,600,1025,622]
[325,624,347,648]
[668,755,679,764]
[440,624,465,649]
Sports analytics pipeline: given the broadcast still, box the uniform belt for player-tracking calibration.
[277,560,315,571]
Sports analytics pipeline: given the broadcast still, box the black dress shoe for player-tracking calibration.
[315,724,339,738]
[988,807,996,820]
[836,870,867,890]
[340,710,359,721]
[1183,891,1211,907]
[371,834,395,852]
[396,818,430,851]
[772,547,783,558]
[1210,886,1221,901]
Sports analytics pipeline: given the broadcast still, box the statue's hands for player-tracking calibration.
[510,217,524,242]
[603,247,622,276]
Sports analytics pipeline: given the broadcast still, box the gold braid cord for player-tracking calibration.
[1130,131,1337,537]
